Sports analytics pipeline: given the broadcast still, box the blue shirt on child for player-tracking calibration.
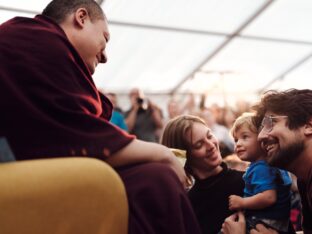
[243,160,292,220]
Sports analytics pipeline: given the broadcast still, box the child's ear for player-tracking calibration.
[304,118,312,136]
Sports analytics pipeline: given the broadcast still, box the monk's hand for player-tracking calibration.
[167,154,188,189]
[221,211,246,234]
[250,224,278,234]
[229,195,244,210]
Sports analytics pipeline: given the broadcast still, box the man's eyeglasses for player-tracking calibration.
[260,115,288,133]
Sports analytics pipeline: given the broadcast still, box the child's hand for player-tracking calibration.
[229,195,245,210]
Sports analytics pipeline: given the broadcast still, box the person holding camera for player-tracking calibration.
[125,88,163,142]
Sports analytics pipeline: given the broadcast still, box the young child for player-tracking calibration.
[229,112,292,233]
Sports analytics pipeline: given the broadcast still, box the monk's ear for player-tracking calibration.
[74,8,89,28]
[303,118,312,136]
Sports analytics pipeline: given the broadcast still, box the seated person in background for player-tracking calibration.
[161,115,244,234]
[229,113,292,233]
[0,1,202,233]
[105,92,128,131]
[125,88,163,142]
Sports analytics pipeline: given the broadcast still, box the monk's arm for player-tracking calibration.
[105,139,187,187]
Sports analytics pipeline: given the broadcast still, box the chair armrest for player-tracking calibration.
[0,157,128,234]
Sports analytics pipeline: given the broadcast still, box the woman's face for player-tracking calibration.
[187,122,222,172]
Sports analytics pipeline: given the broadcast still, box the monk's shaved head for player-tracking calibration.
[42,0,105,24]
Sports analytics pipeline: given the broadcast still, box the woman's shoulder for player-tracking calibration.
[226,168,245,183]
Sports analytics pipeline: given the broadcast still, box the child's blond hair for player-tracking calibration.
[231,112,257,138]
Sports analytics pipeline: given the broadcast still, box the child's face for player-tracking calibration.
[234,125,262,162]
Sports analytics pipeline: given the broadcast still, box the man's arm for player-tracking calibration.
[250,224,278,234]
[222,212,278,234]
[229,190,276,210]
[105,139,187,187]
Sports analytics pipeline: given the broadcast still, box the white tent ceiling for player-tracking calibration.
[1,0,312,107]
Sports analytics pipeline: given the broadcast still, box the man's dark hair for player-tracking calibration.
[42,0,105,24]
[253,89,312,130]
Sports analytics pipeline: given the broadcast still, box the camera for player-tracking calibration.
[136,97,144,105]
[136,97,149,110]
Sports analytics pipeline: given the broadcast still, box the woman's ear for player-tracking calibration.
[304,118,312,136]
[74,8,89,28]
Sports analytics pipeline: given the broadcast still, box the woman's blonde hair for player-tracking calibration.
[230,112,257,138]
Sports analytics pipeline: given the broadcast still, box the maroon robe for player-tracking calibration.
[0,15,202,234]
[0,15,134,159]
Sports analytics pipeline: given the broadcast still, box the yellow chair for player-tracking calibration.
[0,157,128,234]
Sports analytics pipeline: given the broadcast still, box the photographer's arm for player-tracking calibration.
[149,102,163,128]
[125,107,138,132]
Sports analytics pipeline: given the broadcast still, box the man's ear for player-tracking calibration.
[304,118,312,136]
[74,8,89,28]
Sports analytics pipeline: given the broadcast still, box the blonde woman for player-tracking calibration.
[161,115,244,234]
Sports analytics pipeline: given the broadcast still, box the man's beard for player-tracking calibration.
[267,140,304,169]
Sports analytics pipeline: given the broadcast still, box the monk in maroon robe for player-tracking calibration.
[0,0,201,233]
